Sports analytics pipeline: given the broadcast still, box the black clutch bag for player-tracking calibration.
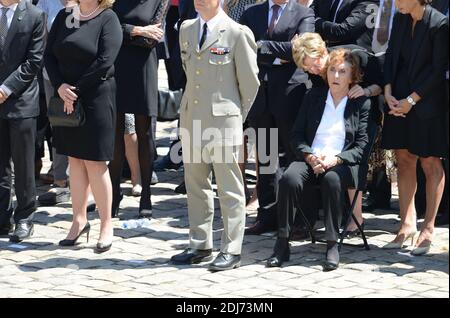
[125,0,170,49]
[47,96,86,127]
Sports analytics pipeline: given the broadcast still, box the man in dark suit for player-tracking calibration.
[311,0,377,48]
[0,0,45,242]
[240,0,314,235]
[432,0,449,14]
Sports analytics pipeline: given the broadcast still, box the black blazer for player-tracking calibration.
[291,86,371,189]
[432,0,449,14]
[0,0,46,119]
[240,0,314,118]
[311,0,377,47]
[384,6,449,119]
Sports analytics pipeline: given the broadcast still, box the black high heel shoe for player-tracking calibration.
[95,242,112,253]
[59,222,91,246]
[266,238,290,267]
[323,242,339,272]
[345,222,364,238]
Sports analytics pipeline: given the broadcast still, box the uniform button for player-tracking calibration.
[195,84,200,89]
[197,56,201,60]
[247,98,251,102]
[218,61,222,65]
[194,100,199,104]
[196,70,200,75]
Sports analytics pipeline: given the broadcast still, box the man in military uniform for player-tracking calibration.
[170,0,259,271]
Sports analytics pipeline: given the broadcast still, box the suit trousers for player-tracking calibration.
[184,144,246,255]
[277,161,354,242]
[0,117,37,225]
[249,81,307,228]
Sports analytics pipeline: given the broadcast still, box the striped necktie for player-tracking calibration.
[0,7,9,50]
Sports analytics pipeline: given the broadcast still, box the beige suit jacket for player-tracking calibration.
[179,14,260,147]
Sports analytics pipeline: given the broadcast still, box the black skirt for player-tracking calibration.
[54,78,116,161]
[381,108,448,158]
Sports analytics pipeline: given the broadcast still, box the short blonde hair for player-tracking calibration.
[98,0,115,8]
[291,32,327,70]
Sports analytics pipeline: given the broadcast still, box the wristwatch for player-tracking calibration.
[335,157,343,165]
[406,95,416,106]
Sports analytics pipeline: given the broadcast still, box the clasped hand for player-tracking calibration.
[385,94,412,118]
[307,154,338,176]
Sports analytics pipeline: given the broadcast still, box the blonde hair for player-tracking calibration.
[291,32,327,70]
[98,0,115,8]
[326,48,363,85]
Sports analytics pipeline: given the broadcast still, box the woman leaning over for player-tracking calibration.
[44,0,123,253]
[381,0,448,254]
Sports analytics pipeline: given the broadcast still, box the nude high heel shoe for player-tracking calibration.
[411,239,432,256]
[382,231,416,249]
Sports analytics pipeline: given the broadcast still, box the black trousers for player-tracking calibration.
[0,117,37,225]
[249,82,307,228]
[277,161,354,242]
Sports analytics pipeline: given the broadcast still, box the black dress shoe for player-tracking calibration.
[59,222,91,246]
[244,221,274,235]
[174,181,186,194]
[9,222,34,243]
[171,248,213,264]
[208,252,241,271]
[345,222,365,239]
[38,184,70,206]
[94,242,112,253]
[266,238,290,268]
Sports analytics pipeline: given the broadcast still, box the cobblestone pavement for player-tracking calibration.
[0,65,448,298]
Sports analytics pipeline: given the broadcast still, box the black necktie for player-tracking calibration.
[268,4,281,38]
[0,7,9,50]
[199,23,207,49]
[328,0,340,22]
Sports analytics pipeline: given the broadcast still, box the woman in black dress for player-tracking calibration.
[381,0,448,254]
[44,0,122,253]
[110,0,167,218]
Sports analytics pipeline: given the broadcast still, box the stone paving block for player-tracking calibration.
[398,283,437,293]
[233,288,269,297]
[201,273,236,284]
[318,278,357,289]
[421,290,449,298]
[0,288,33,297]
[53,284,89,293]
[272,289,313,298]
[420,278,449,289]
[136,273,188,285]
[72,290,110,298]
[94,284,133,293]
[260,271,299,281]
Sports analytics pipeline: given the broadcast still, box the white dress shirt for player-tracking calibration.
[371,0,396,55]
[198,8,227,48]
[311,90,347,158]
[268,0,287,65]
[0,2,18,97]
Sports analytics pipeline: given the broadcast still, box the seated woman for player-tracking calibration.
[291,32,384,235]
[267,48,371,271]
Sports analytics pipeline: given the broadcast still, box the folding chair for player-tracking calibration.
[297,121,380,251]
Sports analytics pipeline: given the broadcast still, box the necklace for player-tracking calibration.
[78,4,101,18]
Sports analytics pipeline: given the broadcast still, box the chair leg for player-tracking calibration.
[339,190,361,251]
[298,208,316,244]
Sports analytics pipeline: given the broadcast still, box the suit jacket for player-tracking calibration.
[179,14,259,147]
[239,0,314,118]
[291,86,371,189]
[0,0,46,119]
[311,0,377,47]
[384,5,449,119]
[432,0,449,14]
